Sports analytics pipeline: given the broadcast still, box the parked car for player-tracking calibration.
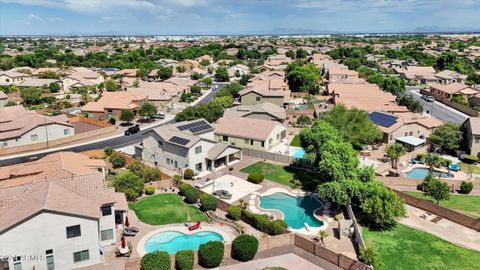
[153,112,165,119]
[124,124,140,135]
[421,95,435,102]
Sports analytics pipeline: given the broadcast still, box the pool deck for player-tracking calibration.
[249,187,329,235]
[401,164,470,181]
[136,224,234,256]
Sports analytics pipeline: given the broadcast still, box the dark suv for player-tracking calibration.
[124,124,140,136]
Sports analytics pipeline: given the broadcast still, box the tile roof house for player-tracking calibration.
[239,88,290,107]
[429,83,478,100]
[434,70,467,84]
[63,67,105,91]
[0,151,107,188]
[223,102,286,122]
[82,91,147,120]
[139,119,242,173]
[214,116,287,151]
[0,106,74,148]
[327,68,359,83]
[18,78,63,88]
[463,117,480,156]
[0,70,30,86]
[0,173,128,270]
[327,81,408,113]
[394,66,437,84]
[0,91,7,107]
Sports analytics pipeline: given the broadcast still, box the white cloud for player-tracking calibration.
[23,13,42,24]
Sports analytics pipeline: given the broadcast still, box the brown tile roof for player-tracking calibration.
[429,83,473,94]
[467,117,480,135]
[0,106,73,140]
[82,92,147,112]
[214,116,283,141]
[0,151,106,187]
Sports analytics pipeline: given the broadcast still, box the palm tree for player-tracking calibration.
[318,230,329,246]
[385,143,406,169]
[425,152,442,172]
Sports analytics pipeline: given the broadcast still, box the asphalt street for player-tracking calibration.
[406,87,469,124]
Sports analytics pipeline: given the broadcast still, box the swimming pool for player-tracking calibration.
[259,192,323,229]
[144,231,223,254]
[406,168,453,179]
[292,149,305,158]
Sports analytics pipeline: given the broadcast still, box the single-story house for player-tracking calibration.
[82,92,147,120]
[0,70,30,86]
[429,83,478,100]
[434,70,467,85]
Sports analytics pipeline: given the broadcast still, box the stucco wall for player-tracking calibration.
[214,124,286,151]
[241,92,284,107]
[0,124,74,148]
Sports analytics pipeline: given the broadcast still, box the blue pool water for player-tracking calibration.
[292,149,305,158]
[259,192,323,229]
[406,168,453,179]
[145,231,223,254]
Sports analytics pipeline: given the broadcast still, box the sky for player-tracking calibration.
[1,0,480,35]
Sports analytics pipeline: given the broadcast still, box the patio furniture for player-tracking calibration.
[188,220,201,231]
[123,228,137,236]
[126,226,140,233]
[448,163,460,172]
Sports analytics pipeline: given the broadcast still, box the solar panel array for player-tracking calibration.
[169,136,191,146]
[177,120,212,133]
[368,112,398,128]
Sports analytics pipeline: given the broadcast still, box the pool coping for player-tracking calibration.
[136,224,234,256]
[252,187,328,235]
[401,164,456,179]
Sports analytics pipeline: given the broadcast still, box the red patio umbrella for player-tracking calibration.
[124,216,130,227]
[121,235,126,249]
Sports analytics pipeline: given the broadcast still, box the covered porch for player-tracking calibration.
[206,142,242,172]
[395,136,426,152]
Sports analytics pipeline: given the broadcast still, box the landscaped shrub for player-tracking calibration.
[199,193,217,211]
[198,241,224,268]
[140,251,171,270]
[227,205,242,220]
[240,209,287,235]
[174,174,182,180]
[184,168,195,179]
[463,154,478,164]
[459,181,474,194]
[247,172,264,184]
[175,250,194,270]
[145,186,155,195]
[178,183,193,196]
[231,234,259,261]
[104,146,113,157]
[111,154,126,168]
[108,117,116,125]
[416,154,425,162]
[184,187,200,204]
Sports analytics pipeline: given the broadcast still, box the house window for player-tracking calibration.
[166,158,171,165]
[66,225,81,238]
[256,96,261,101]
[195,163,202,171]
[195,145,202,154]
[5,78,9,82]
[261,141,265,147]
[73,250,89,263]
[1,141,7,146]
[13,257,21,270]
[31,134,38,141]
[404,132,408,136]
[409,131,413,136]
[244,139,249,144]
[101,206,112,216]
[46,250,54,270]
[222,136,228,141]
[269,138,273,145]
[174,161,178,168]
[389,134,393,140]
[276,134,279,140]
[101,229,114,241]
[250,140,254,145]
[158,141,163,148]
[64,129,70,135]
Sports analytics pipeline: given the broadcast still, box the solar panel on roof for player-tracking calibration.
[169,136,190,146]
[177,120,212,133]
[368,112,398,128]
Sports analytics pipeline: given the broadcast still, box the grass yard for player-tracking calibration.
[363,224,480,270]
[240,161,324,191]
[289,135,301,147]
[128,193,207,225]
[458,162,480,174]
[403,191,480,218]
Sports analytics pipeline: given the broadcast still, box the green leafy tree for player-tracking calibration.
[113,171,144,201]
[357,166,375,183]
[21,87,42,105]
[286,61,320,94]
[120,109,135,123]
[104,79,119,91]
[132,79,140,88]
[215,66,230,82]
[296,115,312,126]
[423,178,450,204]
[202,77,213,85]
[157,65,173,80]
[428,123,462,153]
[359,243,383,268]
[139,102,157,120]
[295,48,308,59]
[424,153,442,172]
[361,182,406,228]
[49,82,61,93]
[385,143,406,169]
[175,250,194,270]
[198,241,224,268]
[140,251,170,270]
[300,120,342,165]
[318,140,359,182]
[231,235,259,261]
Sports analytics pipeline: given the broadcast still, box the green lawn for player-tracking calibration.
[363,224,480,270]
[240,161,324,191]
[128,193,207,225]
[403,191,480,218]
[458,162,480,174]
[290,135,301,147]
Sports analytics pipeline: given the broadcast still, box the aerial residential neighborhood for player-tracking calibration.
[0,1,480,270]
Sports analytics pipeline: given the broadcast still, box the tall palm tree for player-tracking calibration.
[385,143,406,169]
[319,230,329,246]
[425,153,442,172]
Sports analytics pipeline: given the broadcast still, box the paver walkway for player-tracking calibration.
[400,205,480,251]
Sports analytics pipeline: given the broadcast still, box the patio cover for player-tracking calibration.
[395,136,425,147]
